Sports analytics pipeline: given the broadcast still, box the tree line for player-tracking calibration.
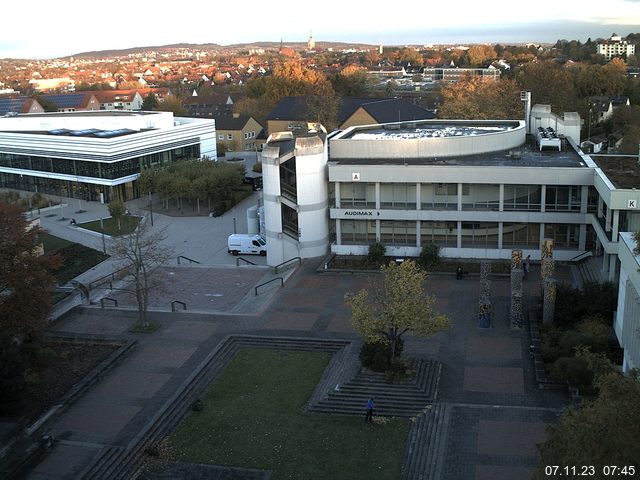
[138,160,248,215]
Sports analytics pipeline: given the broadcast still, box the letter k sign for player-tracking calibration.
[629,199,637,209]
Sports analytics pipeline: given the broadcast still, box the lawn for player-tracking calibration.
[41,233,109,285]
[170,349,410,480]
[78,215,141,236]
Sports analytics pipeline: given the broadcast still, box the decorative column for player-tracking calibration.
[510,249,523,329]
[478,261,491,328]
[541,239,556,324]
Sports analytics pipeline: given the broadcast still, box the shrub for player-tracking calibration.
[367,242,386,265]
[360,339,404,372]
[0,335,26,415]
[550,356,594,392]
[384,357,416,382]
[554,281,617,328]
[418,243,440,271]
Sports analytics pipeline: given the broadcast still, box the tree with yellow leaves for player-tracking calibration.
[345,260,450,359]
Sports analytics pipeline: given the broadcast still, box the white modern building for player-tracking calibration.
[0,110,216,202]
[597,35,636,61]
[614,233,640,373]
[262,129,330,265]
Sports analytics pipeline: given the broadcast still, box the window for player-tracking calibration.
[380,184,416,209]
[340,182,375,208]
[281,204,298,239]
[227,134,233,140]
[544,224,579,249]
[422,183,458,210]
[461,222,499,248]
[545,186,581,212]
[341,220,376,244]
[503,185,542,211]
[420,221,457,247]
[218,134,224,140]
[462,184,500,211]
[380,221,416,245]
[502,223,540,248]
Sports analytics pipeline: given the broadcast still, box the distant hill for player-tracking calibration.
[69,41,378,59]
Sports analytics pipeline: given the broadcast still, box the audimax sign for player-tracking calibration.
[344,210,380,216]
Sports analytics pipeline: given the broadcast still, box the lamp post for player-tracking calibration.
[588,108,592,142]
[148,191,154,226]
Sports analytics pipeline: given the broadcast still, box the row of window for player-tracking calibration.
[0,146,199,180]
[339,220,580,249]
[334,183,595,213]
[217,131,256,141]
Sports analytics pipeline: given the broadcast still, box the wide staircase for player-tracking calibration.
[307,359,442,418]
[401,403,452,480]
[574,254,603,286]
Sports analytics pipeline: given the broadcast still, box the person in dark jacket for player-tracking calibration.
[365,397,376,423]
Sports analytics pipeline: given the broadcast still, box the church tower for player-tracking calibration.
[308,31,315,51]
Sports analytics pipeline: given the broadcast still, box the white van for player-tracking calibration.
[227,234,267,256]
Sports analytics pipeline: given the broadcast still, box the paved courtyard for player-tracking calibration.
[22,257,571,480]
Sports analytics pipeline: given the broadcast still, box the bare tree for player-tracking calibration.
[109,216,174,327]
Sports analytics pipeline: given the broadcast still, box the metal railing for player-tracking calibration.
[255,277,283,295]
[236,257,257,266]
[171,300,187,312]
[568,251,593,263]
[177,255,201,265]
[89,266,130,291]
[100,297,118,308]
[274,257,301,274]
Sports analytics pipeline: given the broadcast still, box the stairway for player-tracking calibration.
[575,255,603,286]
[308,359,442,418]
[401,403,451,480]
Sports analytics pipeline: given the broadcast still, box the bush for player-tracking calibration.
[384,357,416,383]
[550,356,594,392]
[360,339,404,372]
[0,335,26,415]
[418,243,440,271]
[554,281,617,328]
[367,242,386,265]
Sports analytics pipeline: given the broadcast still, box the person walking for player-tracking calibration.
[365,397,376,423]
[523,255,531,279]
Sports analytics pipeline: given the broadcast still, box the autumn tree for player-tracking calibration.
[345,259,450,359]
[0,202,60,339]
[532,370,640,478]
[108,199,125,232]
[517,61,578,113]
[156,96,186,116]
[465,45,497,67]
[109,218,174,328]
[331,64,370,97]
[438,77,523,120]
[142,92,159,111]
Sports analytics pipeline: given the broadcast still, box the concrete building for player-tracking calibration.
[597,34,636,61]
[614,233,640,373]
[0,110,216,202]
[261,129,329,265]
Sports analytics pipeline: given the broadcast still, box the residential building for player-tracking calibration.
[597,35,636,61]
[0,96,44,115]
[183,93,239,118]
[28,77,75,92]
[0,110,216,202]
[266,96,435,135]
[214,114,263,152]
[588,96,631,124]
[38,93,101,112]
[89,90,145,110]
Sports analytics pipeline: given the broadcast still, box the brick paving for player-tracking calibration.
[23,257,574,480]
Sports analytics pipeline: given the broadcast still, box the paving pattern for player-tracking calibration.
[22,260,572,480]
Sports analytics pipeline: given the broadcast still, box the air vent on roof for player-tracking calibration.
[508,149,522,159]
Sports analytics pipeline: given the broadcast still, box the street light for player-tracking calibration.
[588,108,592,142]
[148,191,154,226]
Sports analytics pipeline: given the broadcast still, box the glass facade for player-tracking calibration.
[502,222,541,248]
[420,221,457,247]
[0,144,200,202]
[380,220,416,245]
[380,184,416,209]
[462,184,500,211]
[545,186,581,212]
[461,222,500,248]
[544,224,580,249]
[339,182,375,208]
[422,183,459,210]
[503,185,542,211]
[341,220,376,244]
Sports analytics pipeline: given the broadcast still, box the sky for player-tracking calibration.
[2,0,640,59]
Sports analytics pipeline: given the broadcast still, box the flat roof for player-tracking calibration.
[330,135,587,168]
[8,110,158,118]
[347,122,518,140]
[592,156,640,189]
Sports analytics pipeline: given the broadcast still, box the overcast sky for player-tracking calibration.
[2,0,640,59]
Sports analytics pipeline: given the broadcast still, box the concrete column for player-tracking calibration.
[602,253,609,276]
[457,221,462,249]
[605,206,612,232]
[335,219,342,245]
[539,224,546,250]
[457,183,463,211]
[597,196,603,218]
[579,224,587,250]
[416,183,421,210]
[375,183,380,210]
[416,221,421,248]
[612,210,620,241]
[499,184,505,212]
[376,219,380,241]
[609,254,617,282]
[580,185,589,214]
[540,185,546,213]
[335,182,341,208]
[498,222,504,250]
